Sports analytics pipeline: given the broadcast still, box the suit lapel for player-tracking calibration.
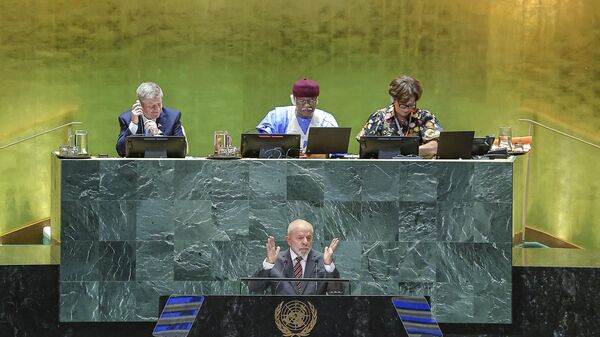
[156,111,165,133]
[281,250,296,293]
[301,250,317,295]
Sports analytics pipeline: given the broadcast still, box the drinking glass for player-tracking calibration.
[74,130,88,155]
[498,126,512,150]
[214,130,230,155]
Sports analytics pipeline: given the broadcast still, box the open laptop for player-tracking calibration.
[305,127,351,155]
[436,131,475,159]
[472,136,495,156]
[359,136,419,159]
[240,133,301,158]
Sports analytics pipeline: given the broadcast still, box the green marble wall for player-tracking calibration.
[58,158,513,323]
[1,1,599,253]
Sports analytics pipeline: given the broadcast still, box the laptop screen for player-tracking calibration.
[436,131,475,159]
[306,127,351,154]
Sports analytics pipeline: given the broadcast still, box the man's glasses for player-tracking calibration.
[296,97,317,105]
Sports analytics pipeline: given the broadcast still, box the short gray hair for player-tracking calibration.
[287,219,314,235]
[136,82,163,102]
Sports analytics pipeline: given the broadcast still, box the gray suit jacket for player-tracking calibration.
[247,248,342,295]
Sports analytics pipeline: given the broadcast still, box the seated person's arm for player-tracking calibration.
[256,109,279,134]
[418,140,438,159]
[418,112,443,158]
[355,111,384,141]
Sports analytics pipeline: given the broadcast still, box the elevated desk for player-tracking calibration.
[52,156,514,323]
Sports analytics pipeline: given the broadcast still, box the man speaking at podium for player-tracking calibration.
[248,219,342,295]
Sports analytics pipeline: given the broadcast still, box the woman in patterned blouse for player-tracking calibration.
[356,75,443,158]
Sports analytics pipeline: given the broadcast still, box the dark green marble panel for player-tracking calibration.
[173,200,222,242]
[174,240,212,281]
[173,160,213,200]
[360,162,400,201]
[99,281,136,321]
[437,201,476,242]
[333,241,362,282]
[60,240,99,281]
[210,161,249,200]
[435,243,475,283]
[286,161,325,202]
[213,200,250,240]
[60,281,99,322]
[398,202,438,242]
[98,200,136,241]
[136,200,175,241]
[400,161,440,202]
[432,282,475,322]
[322,201,362,241]
[135,240,174,281]
[248,200,288,240]
[473,202,513,243]
[98,160,139,200]
[61,200,99,241]
[211,240,258,281]
[136,160,176,200]
[62,161,100,201]
[360,201,400,240]
[437,162,474,201]
[473,162,512,203]
[396,242,437,283]
[98,241,135,281]
[322,161,362,201]
[249,160,287,200]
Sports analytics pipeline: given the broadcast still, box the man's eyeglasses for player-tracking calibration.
[296,97,317,105]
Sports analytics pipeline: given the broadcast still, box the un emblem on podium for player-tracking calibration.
[274,300,318,337]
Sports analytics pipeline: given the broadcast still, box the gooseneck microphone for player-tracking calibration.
[314,256,320,295]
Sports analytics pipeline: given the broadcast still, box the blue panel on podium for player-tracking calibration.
[153,295,204,337]
[393,296,443,337]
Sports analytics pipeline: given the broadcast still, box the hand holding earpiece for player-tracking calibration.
[131,100,143,124]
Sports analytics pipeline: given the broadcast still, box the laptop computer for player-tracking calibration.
[305,127,351,155]
[240,133,301,158]
[359,136,420,159]
[472,136,495,156]
[436,131,475,159]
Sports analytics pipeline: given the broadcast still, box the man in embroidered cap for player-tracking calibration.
[256,79,338,149]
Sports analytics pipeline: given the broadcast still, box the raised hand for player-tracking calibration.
[266,236,280,264]
[323,238,339,265]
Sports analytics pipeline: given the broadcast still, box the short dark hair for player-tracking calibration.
[388,75,422,102]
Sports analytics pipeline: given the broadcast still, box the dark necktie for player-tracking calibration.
[293,256,303,293]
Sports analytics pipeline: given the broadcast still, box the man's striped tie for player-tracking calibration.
[293,256,303,293]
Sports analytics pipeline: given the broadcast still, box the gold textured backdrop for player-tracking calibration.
[0,0,598,250]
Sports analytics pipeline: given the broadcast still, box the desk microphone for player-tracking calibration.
[314,257,320,295]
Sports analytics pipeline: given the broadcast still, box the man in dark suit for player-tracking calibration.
[248,219,342,295]
[115,82,185,157]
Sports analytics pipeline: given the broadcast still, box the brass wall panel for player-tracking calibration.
[0,0,598,250]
